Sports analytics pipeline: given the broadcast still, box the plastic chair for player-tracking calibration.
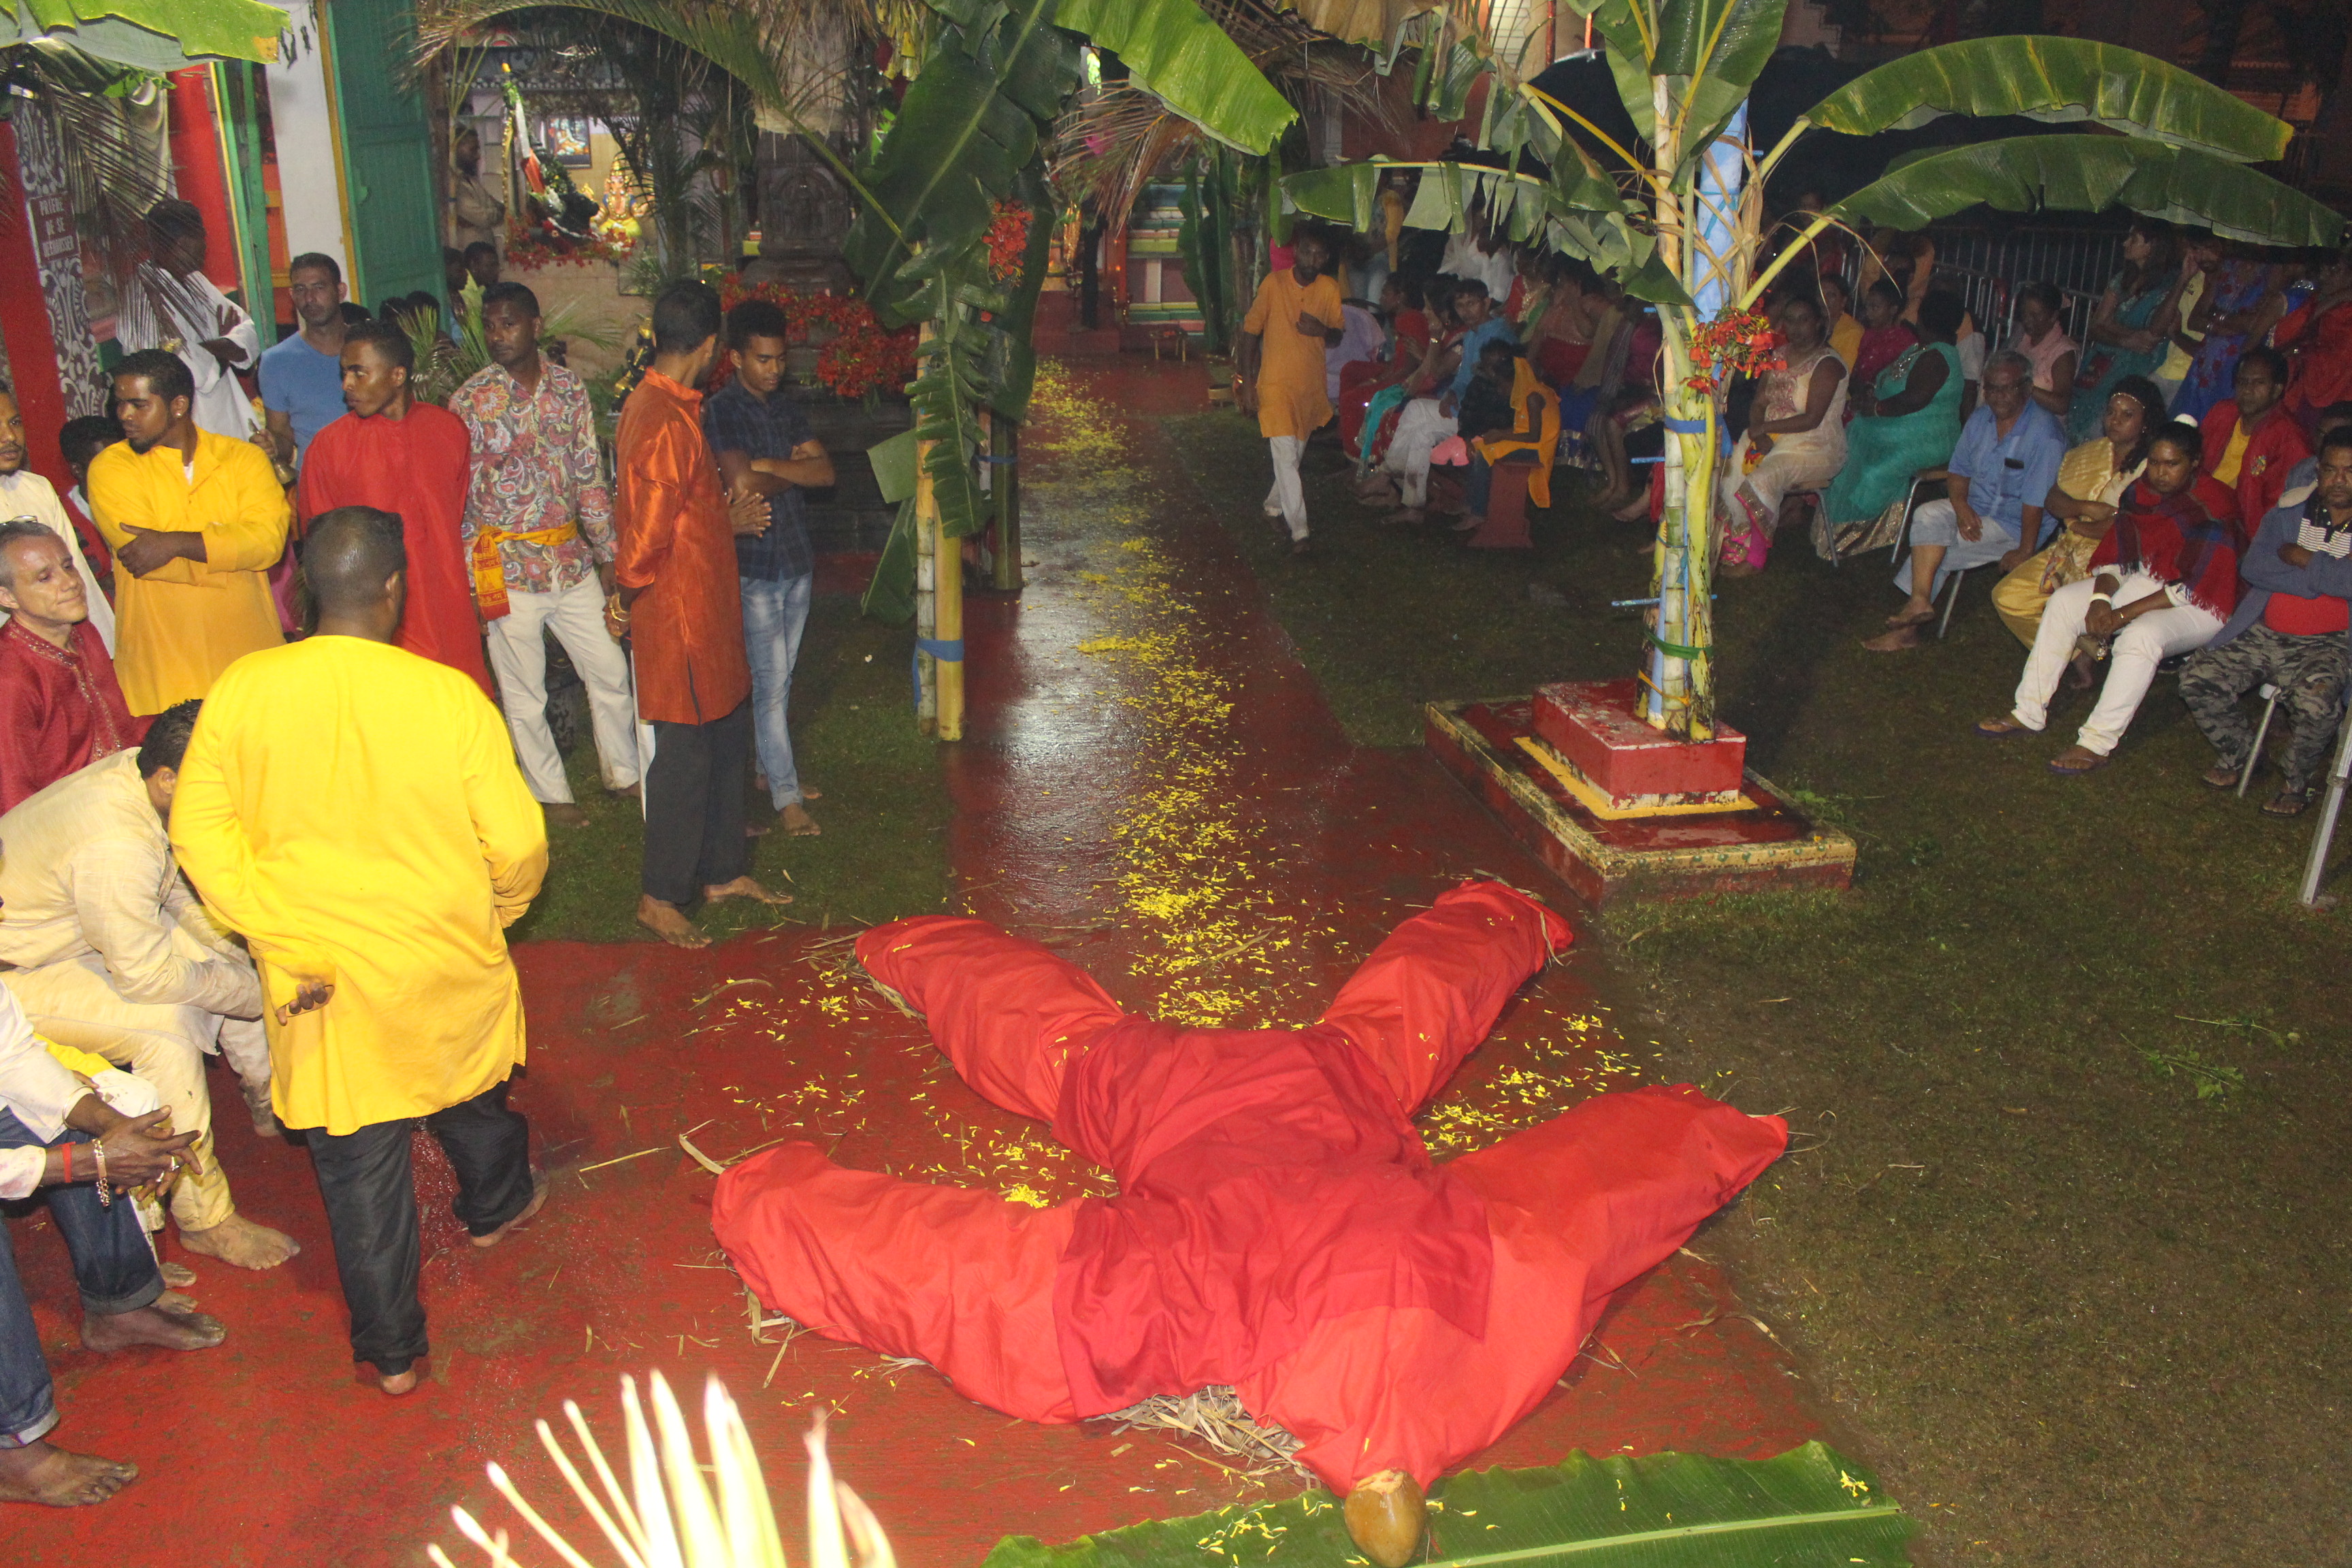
[1888,469,1969,637]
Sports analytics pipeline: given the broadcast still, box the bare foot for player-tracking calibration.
[703,876,791,906]
[1610,497,1652,523]
[470,1169,550,1250]
[744,820,771,838]
[636,896,710,949]
[178,1213,299,1271]
[82,1301,225,1353]
[779,802,821,836]
[0,1441,138,1506]
[2066,652,2097,690]
[379,1366,421,1396]
[606,782,642,802]
[1860,625,1923,653]
[544,801,591,829]
[159,1261,195,1288]
[1883,600,1937,629]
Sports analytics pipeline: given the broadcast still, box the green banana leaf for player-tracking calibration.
[1283,163,1388,231]
[985,160,1062,419]
[1831,135,2349,250]
[16,0,284,62]
[1555,0,1786,165]
[981,1442,1912,1568]
[843,0,1082,323]
[1057,0,1293,155]
[860,499,920,626]
[1802,36,2291,163]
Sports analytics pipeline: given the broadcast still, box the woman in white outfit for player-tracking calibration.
[1717,295,1848,575]
[1976,421,2236,774]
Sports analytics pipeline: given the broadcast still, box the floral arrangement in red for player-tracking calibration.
[1684,308,1784,394]
[983,200,1032,284]
[716,276,918,400]
[504,215,631,270]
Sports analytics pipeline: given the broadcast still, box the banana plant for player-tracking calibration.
[1285,20,2347,740]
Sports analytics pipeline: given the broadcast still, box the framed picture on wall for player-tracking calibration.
[541,116,593,167]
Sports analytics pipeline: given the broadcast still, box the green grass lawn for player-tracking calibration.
[1167,413,2351,1568]
[508,593,953,943]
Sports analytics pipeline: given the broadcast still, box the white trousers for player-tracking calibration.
[485,574,642,804]
[1382,398,1458,507]
[1261,436,1309,542]
[2012,571,2223,755]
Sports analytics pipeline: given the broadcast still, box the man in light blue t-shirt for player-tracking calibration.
[257,252,351,470]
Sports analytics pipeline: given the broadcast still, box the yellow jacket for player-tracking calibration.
[169,636,549,1134]
[86,429,289,716]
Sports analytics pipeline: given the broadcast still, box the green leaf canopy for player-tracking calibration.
[1056,0,1294,155]
[981,1442,1914,1568]
[13,0,287,62]
[1559,0,1789,162]
[1832,135,2349,250]
[1803,35,2292,163]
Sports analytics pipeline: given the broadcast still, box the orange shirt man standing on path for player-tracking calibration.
[296,321,491,697]
[1238,229,1344,556]
[612,282,791,948]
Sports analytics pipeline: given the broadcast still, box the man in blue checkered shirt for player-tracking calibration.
[702,300,836,836]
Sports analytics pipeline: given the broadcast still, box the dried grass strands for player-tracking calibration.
[1096,1386,1309,1479]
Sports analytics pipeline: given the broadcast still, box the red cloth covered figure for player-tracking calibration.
[713,881,1785,1554]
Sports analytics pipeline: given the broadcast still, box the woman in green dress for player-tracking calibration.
[1819,290,1967,553]
[2065,219,2183,442]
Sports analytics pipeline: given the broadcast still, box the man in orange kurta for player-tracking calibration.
[1239,229,1344,555]
[86,351,289,717]
[612,283,791,948]
[295,321,493,696]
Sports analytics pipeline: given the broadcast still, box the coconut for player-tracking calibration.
[1343,1468,1427,1568]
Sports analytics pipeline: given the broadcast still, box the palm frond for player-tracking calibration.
[0,42,170,276]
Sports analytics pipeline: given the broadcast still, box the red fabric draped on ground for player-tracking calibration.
[711,882,1787,1490]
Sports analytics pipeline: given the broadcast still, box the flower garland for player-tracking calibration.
[717,276,918,401]
[1684,308,1784,395]
[504,216,632,270]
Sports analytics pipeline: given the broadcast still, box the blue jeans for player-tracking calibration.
[741,572,813,809]
[0,1109,164,1446]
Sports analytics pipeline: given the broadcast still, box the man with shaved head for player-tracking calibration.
[169,506,551,1394]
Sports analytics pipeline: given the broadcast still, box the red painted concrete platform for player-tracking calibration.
[5,358,1827,1565]
[1533,679,1748,808]
[1428,697,1856,906]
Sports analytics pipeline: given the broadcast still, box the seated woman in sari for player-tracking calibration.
[1818,291,1967,554]
[1717,295,1848,574]
[1977,421,2238,775]
[1352,280,1457,494]
[2174,250,2287,421]
[1991,376,2167,654]
[1338,275,1433,457]
[1846,280,1916,425]
[2276,246,2352,439]
[2066,220,2182,441]
[1522,256,1605,389]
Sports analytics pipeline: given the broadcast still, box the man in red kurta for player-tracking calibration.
[613,282,789,948]
[0,521,145,812]
[713,882,1786,1564]
[2200,346,2313,536]
[295,320,492,696]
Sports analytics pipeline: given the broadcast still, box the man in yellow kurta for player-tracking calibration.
[169,506,551,1396]
[86,350,288,717]
[1239,229,1344,555]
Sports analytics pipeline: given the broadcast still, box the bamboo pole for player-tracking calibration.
[992,416,1022,592]
[915,329,939,734]
[936,502,964,741]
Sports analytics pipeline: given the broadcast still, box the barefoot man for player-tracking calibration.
[614,282,789,947]
[1,962,222,1507]
[169,507,551,1394]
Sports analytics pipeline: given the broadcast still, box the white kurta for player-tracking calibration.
[0,468,116,653]
[115,263,262,438]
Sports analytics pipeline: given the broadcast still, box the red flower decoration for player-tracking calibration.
[1684,308,1786,395]
[715,276,918,399]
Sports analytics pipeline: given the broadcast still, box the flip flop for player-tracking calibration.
[2047,747,2110,776]
[1974,717,2032,738]
[2263,788,2310,819]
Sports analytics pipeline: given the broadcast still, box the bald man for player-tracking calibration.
[169,506,550,1394]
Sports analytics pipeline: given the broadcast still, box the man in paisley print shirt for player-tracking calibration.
[451,282,641,828]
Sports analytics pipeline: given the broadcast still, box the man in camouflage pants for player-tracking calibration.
[2181,427,2352,817]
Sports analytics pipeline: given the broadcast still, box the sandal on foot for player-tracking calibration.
[1974,716,2033,738]
[2200,763,2242,790]
[2047,746,2110,776]
[2263,787,2310,818]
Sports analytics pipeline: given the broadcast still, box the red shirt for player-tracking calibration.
[0,617,147,813]
[615,372,750,725]
[296,404,493,697]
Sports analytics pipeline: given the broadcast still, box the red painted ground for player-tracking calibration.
[6,357,1822,1565]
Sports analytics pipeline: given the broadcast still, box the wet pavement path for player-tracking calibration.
[6,357,1822,1567]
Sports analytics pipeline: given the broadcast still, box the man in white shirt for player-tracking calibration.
[112,200,261,440]
[0,702,296,1271]
[0,980,220,1506]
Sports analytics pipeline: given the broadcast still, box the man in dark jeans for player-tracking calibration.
[703,299,836,838]
[1,985,218,1505]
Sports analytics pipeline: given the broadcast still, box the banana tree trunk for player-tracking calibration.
[1646,368,1719,741]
